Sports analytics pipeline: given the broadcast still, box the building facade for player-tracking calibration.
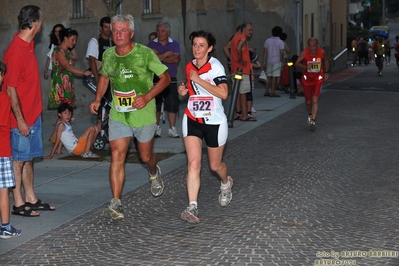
[0,0,345,111]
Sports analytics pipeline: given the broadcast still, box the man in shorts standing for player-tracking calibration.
[263,26,285,97]
[148,21,181,137]
[4,5,55,217]
[89,14,171,220]
[230,22,256,121]
[295,37,330,131]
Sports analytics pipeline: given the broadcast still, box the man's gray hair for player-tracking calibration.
[156,21,171,32]
[111,14,135,31]
[307,37,319,45]
[18,5,42,30]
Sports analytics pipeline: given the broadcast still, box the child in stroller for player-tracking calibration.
[83,76,111,150]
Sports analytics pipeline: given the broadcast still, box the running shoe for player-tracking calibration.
[309,120,316,131]
[154,126,161,138]
[168,127,180,138]
[103,198,124,220]
[0,225,22,239]
[149,165,164,197]
[218,176,234,207]
[181,204,200,223]
[307,114,312,126]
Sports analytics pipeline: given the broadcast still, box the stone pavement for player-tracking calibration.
[2,63,399,265]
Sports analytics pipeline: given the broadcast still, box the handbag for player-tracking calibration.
[258,70,267,84]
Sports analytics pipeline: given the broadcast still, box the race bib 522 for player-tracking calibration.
[188,96,215,118]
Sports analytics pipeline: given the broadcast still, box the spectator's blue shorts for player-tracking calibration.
[11,115,43,161]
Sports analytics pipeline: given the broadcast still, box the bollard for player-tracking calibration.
[227,67,243,128]
[287,61,296,99]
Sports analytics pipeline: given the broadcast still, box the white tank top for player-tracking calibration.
[59,122,78,153]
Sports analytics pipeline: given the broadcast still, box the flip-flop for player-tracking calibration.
[263,92,270,97]
[241,117,257,122]
[11,204,40,217]
[269,93,281,97]
[25,199,55,211]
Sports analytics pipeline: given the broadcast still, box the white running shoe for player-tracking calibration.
[181,204,200,223]
[149,165,164,197]
[218,176,234,207]
[309,120,316,131]
[103,198,124,220]
[168,127,180,138]
[154,126,161,138]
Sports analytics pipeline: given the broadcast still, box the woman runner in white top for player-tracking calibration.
[178,30,234,224]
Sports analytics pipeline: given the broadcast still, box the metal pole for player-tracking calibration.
[288,62,296,99]
[296,0,301,54]
[382,0,385,25]
[227,68,243,128]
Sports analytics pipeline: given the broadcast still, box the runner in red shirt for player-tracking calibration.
[295,37,330,131]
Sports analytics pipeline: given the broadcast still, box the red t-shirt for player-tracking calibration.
[230,33,251,75]
[301,47,325,85]
[3,32,42,128]
[0,90,12,157]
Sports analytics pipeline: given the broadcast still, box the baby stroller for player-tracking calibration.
[83,76,111,150]
[279,55,303,96]
[279,63,291,93]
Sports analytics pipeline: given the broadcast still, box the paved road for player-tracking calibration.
[2,61,399,265]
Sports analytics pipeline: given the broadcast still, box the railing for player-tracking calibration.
[333,47,348,61]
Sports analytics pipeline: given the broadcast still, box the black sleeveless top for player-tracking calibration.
[97,36,114,61]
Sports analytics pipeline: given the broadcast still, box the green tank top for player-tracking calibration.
[102,43,168,128]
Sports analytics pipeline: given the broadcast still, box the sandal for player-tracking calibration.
[25,199,55,211]
[234,112,242,120]
[241,117,257,122]
[269,93,281,97]
[11,204,40,217]
[283,87,289,93]
[263,92,270,97]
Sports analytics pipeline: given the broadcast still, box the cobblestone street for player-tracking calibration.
[2,85,399,265]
